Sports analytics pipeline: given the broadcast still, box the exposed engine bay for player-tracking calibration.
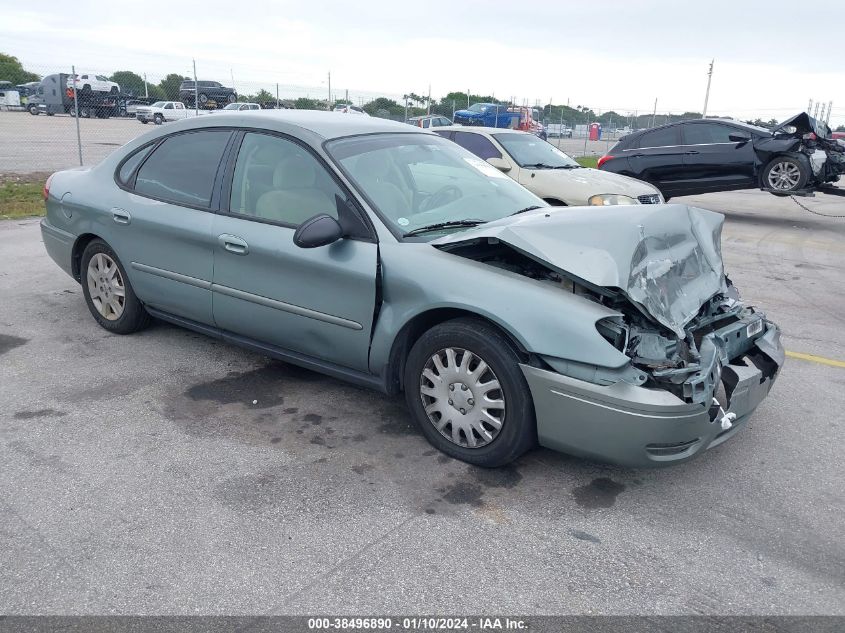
[441,239,781,411]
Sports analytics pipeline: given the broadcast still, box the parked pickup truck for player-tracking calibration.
[136,101,205,125]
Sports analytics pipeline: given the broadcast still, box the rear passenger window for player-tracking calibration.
[637,127,678,148]
[134,130,231,208]
[117,144,155,185]
[453,132,502,160]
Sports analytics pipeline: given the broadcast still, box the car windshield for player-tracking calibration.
[493,133,580,169]
[467,104,488,113]
[326,133,545,238]
[223,103,241,110]
[150,101,165,108]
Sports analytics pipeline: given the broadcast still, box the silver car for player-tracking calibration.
[40,111,784,467]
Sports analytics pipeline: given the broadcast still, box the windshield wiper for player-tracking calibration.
[510,205,543,216]
[553,164,581,169]
[521,162,555,169]
[404,219,486,237]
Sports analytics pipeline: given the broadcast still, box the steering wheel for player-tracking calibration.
[420,185,462,212]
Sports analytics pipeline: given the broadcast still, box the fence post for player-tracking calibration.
[71,65,83,166]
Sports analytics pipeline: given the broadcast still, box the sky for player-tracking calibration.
[3,0,844,126]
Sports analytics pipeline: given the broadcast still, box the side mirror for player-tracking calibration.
[293,214,344,248]
[486,157,512,172]
[729,133,751,143]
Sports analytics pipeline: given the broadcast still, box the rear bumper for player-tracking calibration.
[40,218,75,279]
[521,323,784,467]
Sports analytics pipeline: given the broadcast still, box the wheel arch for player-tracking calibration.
[383,307,530,396]
[71,233,103,282]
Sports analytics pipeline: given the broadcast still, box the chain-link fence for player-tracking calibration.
[1,59,841,175]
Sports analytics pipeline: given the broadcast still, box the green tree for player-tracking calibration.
[836,124,845,132]
[0,53,40,84]
[109,71,151,97]
[295,97,320,109]
[158,74,188,100]
[146,84,166,100]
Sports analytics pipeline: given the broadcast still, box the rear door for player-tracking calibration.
[680,122,756,192]
[112,129,232,325]
[211,131,378,372]
[624,126,686,196]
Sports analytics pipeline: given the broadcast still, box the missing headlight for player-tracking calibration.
[596,317,629,352]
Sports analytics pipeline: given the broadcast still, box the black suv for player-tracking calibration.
[597,114,844,199]
[179,80,237,108]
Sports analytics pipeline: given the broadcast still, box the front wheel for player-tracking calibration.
[763,156,809,193]
[153,113,163,125]
[80,239,150,334]
[404,318,536,467]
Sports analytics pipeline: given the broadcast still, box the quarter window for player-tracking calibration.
[452,132,502,160]
[637,127,678,149]
[117,144,155,185]
[229,132,342,226]
[134,130,231,207]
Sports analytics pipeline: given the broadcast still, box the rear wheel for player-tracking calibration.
[404,318,536,467]
[763,156,809,193]
[227,93,236,103]
[153,113,163,125]
[80,239,150,334]
[198,93,208,106]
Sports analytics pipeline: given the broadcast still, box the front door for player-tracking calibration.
[211,131,378,372]
[680,122,756,192]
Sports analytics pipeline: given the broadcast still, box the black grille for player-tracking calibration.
[645,438,700,456]
[638,194,661,204]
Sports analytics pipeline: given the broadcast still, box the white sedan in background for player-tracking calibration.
[434,127,663,206]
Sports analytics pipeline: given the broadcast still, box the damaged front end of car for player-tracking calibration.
[758,112,845,191]
[434,204,785,466]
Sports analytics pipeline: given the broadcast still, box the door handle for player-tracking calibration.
[112,209,131,224]
[218,234,249,255]
[685,150,700,155]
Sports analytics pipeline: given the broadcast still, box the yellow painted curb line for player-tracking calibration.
[785,350,845,369]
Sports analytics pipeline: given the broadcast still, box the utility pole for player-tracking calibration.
[276,83,279,109]
[327,71,331,110]
[404,94,409,123]
[193,59,198,116]
[143,73,148,98]
[650,98,657,128]
[230,68,236,94]
[467,90,470,108]
[702,59,714,118]
[427,84,431,115]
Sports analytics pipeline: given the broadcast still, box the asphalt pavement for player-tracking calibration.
[1,188,843,614]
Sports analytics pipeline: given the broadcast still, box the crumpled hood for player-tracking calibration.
[773,112,831,138]
[433,204,727,338]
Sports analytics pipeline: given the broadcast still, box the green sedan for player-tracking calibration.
[40,111,784,467]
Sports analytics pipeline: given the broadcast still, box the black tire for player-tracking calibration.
[80,239,150,335]
[79,106,91,118]
[140,120,148,124]
[110,86,118,94]
[762,155,810,193]
[28,105,38,115]
[403,317,536,467]
[153,113,163,125]
[198,93,208,105]
[227,93,236,103]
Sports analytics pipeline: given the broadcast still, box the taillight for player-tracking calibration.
[597,155,614,169]
[43,173,54,200]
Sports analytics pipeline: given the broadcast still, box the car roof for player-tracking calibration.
[159,109,423,141]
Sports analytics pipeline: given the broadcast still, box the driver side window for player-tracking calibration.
[229,132,342,226]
